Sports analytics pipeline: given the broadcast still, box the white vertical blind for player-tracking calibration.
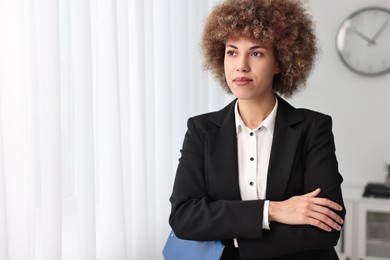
[35,0,62,258]
[92,0,127,259]
[127,0,149,258]
[0,108,7,260]
[69,0,96,259]
[0,1,35,259]
[170,0,190,172]
[115,0,132,258]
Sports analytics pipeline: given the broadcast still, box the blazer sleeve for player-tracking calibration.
[238,114,346,259]
[169,117,266,241]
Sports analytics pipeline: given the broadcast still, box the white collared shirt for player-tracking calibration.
[233,97,278,247]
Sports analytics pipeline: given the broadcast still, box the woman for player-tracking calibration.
[169,0,345,259]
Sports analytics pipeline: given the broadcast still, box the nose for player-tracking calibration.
[236,56,249,72]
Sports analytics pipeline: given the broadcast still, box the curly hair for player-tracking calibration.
[201,0,318,97]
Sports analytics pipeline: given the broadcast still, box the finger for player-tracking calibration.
[309,211,342,231]
[311,205,344,225]
[307,217,333,232]
[303,188,321,198]
[312,197,343,211]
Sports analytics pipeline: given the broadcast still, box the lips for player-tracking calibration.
[233,77,253,86]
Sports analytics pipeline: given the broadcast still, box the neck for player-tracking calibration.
[237,95,276,129]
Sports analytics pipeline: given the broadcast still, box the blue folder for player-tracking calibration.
[163,230,225,260]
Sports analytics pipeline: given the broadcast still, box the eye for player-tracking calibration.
[226,50,237,56]
[251,51,264,57]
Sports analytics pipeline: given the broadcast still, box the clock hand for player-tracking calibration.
[369,19,389,46]
[353,28,375,45]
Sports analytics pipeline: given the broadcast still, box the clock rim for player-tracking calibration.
[335,6,390,77]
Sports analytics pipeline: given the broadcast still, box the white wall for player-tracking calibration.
[289,0,390,189]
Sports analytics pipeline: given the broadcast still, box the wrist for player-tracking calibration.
[268,201,280,222]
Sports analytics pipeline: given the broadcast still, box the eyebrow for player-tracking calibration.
[226,44,266,50]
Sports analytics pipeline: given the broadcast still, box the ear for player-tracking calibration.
[274,64,280,74]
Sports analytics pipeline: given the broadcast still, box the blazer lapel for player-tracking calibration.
[206,100,241,200]
[266,97,304,201]
[205,97,304,202]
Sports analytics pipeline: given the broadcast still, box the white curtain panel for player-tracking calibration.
[0,0,232,259]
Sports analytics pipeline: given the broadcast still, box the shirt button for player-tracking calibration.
[249,132,254,136]
[249,182,254,186]
[250,157,254,161]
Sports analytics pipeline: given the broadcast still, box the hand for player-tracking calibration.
[268,188,344,232]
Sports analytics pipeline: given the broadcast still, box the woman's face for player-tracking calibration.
[224,37,279,101]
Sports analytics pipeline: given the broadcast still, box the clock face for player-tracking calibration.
[336,7,390,76]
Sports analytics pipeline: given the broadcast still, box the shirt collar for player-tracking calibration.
[234,97,278,136]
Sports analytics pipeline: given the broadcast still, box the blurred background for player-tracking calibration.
[0,0,389,259]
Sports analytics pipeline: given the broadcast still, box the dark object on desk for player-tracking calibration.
[363,183,390,198]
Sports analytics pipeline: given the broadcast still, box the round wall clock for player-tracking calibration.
[336,7,390,76]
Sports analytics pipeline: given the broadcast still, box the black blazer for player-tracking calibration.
[169,96,345,260]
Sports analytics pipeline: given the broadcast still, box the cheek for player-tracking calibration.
[224,63,232,79]
[223,65,234,89]
[260,63,278,77]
